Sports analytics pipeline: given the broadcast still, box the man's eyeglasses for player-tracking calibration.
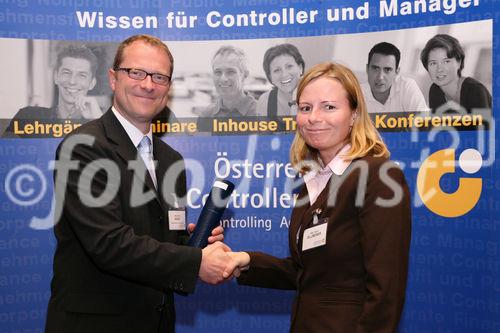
[114,68,171,86]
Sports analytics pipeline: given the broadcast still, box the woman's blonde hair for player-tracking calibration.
[290,62,389,173]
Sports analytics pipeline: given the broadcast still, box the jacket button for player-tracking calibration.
[158,216,164,223]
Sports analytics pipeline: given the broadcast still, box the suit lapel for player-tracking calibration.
[101,109,161,203]
[153,135,171,210]
[101,110,136,162]
[302,175,334,230]
[290,186,309,256]
[294,175,337,254]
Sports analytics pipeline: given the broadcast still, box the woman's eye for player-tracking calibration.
[325,105,336,111]
[299,105,311,112]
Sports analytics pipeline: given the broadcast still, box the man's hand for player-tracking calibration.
[75,96,103,119]
[199,241,232,284]
[188,223,224,243]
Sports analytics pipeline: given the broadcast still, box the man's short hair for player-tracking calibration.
[56,44,98,77]
[211,45,248,75]
[112,34,174,76]
[367,42,401,69]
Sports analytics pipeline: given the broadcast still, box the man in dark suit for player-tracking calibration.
[45,34,232,333]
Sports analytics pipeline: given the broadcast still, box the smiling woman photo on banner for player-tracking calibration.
[225,62,412,333]
[256,43,305,117]
[420,33,492,113]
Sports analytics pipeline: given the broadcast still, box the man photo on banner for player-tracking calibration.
[195,45,257,120]
[361,42,429,113]
[45,34,235,333]
[3,44,104,137]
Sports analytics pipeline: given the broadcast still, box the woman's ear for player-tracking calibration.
[351,110,358,126]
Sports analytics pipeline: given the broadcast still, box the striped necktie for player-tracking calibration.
[137,136,157,188]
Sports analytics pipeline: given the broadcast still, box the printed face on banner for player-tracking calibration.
[427,47,461,87]
[54,57,96,106]
[212,53,246,100]
[366,53,399,97]
[297,77,355,165]
[108,41,171,131]
[269,54,302,94]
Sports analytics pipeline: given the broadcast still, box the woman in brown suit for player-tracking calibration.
[227,62,412,333]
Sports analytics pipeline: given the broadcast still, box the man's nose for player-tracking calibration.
[69,74,78,84]
[140,74,155,91]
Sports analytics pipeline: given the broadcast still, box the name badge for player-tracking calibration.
[168,208,186,230]
[302,218,328,251]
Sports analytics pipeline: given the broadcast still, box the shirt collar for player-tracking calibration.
[303,144,352,182]
[213,93,254,116]
[388,74,402,98]
[111,106,153,148]
[327,143,352,176]
[363,83,377,103]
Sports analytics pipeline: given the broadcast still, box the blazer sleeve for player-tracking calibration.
[55,135,202,293]
[355,160,412,333]
[237,252,299,290]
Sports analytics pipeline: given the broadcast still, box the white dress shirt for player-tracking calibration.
[303,144,352,205]
[112,107,156,187]
[361,75,429,113]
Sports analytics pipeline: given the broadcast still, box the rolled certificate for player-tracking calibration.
[187,179,235,248]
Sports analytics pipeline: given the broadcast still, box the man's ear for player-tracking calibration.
[53,69,60,85]
[108,68,116,91]
[396,67,400,75]
[89,77,97,91]
[243,69,249,80]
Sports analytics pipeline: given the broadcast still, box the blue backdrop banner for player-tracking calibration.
[0,0,498,332]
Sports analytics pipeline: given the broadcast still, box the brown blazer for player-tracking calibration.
[238,156,411,333]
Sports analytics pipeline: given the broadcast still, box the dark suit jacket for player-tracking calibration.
[238,156,411,333]
[45,109,202,333]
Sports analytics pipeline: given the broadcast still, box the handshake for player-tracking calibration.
[199,241,250,284]
[192,224,251,285]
